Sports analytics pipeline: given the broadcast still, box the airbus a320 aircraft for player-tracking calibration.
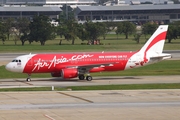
[6,25,171,82]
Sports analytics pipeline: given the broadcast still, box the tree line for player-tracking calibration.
[0,15,179,46]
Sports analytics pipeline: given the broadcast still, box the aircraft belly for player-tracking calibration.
[104,63,126,71]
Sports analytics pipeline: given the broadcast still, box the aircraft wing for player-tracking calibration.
[66,62,119,69]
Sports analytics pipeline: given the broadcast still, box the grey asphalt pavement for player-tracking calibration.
[0,90,179,120]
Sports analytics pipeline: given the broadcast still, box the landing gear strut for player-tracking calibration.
[26,74,31,82]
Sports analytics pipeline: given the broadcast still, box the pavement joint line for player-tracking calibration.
[57,92,94,103]
[15,79,34,86]
[44,114,56,120]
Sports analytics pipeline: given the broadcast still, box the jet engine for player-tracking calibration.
[61,68,78,79]
[51,68,78,79]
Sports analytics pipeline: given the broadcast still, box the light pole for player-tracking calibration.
[66,0,68,20]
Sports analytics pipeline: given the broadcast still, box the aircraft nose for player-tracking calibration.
[5,63,12,71]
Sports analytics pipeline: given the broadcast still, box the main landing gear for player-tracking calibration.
[78,74,93,81]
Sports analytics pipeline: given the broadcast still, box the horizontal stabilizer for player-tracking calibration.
[150,53,172,60]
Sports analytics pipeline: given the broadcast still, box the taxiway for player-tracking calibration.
[0,75,180,88]
[0,90,180,120]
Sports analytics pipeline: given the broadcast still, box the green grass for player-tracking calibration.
[0,83,179,91]
[0,87,51,92]
[68,83,180,91]
[0,60,180,79]
[0,34,180,53]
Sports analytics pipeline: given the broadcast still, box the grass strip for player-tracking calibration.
[1,34,180,52]
[68,83,180,91]
[0,87,66,92]
[0,83,180,92]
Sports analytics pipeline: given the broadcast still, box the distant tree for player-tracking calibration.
[60,5,74,20]
[133,33,142,44]
[28,15,55,45]
[3,18,14,40]
[84,22,106,44]
[65,20,79,45]
[104,22,117,39]
[142,22,158,40]
[56,25,66,45]
[121,21,136,39]
[0,21,7,44]
[56,8,79,45]
[57,19,79,45]
[98,22,108,42]
[100,22,109,40]
[75,23,91,44]
[13,18,30,45]
[56,11,67,45]
[116,22,123,39]
[20,33,29,45]
[166,24,179,43]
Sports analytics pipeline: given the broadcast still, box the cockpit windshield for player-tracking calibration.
[12,59,21,62]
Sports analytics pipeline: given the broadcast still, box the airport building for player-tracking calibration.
[0,0,180,24]
[76,4,180,24]
[0,6,62,20]
[0,0,98,5]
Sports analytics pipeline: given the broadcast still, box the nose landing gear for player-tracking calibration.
[26,74,31,82]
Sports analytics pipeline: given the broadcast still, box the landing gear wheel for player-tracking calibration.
[78,75,85,80]
[26,78,31,82]
[86,76,92,81]
[26,74,31,82]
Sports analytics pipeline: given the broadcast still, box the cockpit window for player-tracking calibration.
[12,59,21,63]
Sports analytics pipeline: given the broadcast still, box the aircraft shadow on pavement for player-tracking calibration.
[95,77,141,80]
[28,77,142,82]
[0,77,142,83]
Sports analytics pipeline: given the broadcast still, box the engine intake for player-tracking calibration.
[51,72,61,77]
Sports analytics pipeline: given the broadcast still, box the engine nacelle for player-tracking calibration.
[51,72,61,77]
[61,68,78,79]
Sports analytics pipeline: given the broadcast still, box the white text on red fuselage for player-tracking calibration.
[32,54,94,71]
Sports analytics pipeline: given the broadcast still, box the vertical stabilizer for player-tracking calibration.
[139,25,168,56]
[125,25,170,70]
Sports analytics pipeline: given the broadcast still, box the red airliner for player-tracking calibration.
[6,25,171,82]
